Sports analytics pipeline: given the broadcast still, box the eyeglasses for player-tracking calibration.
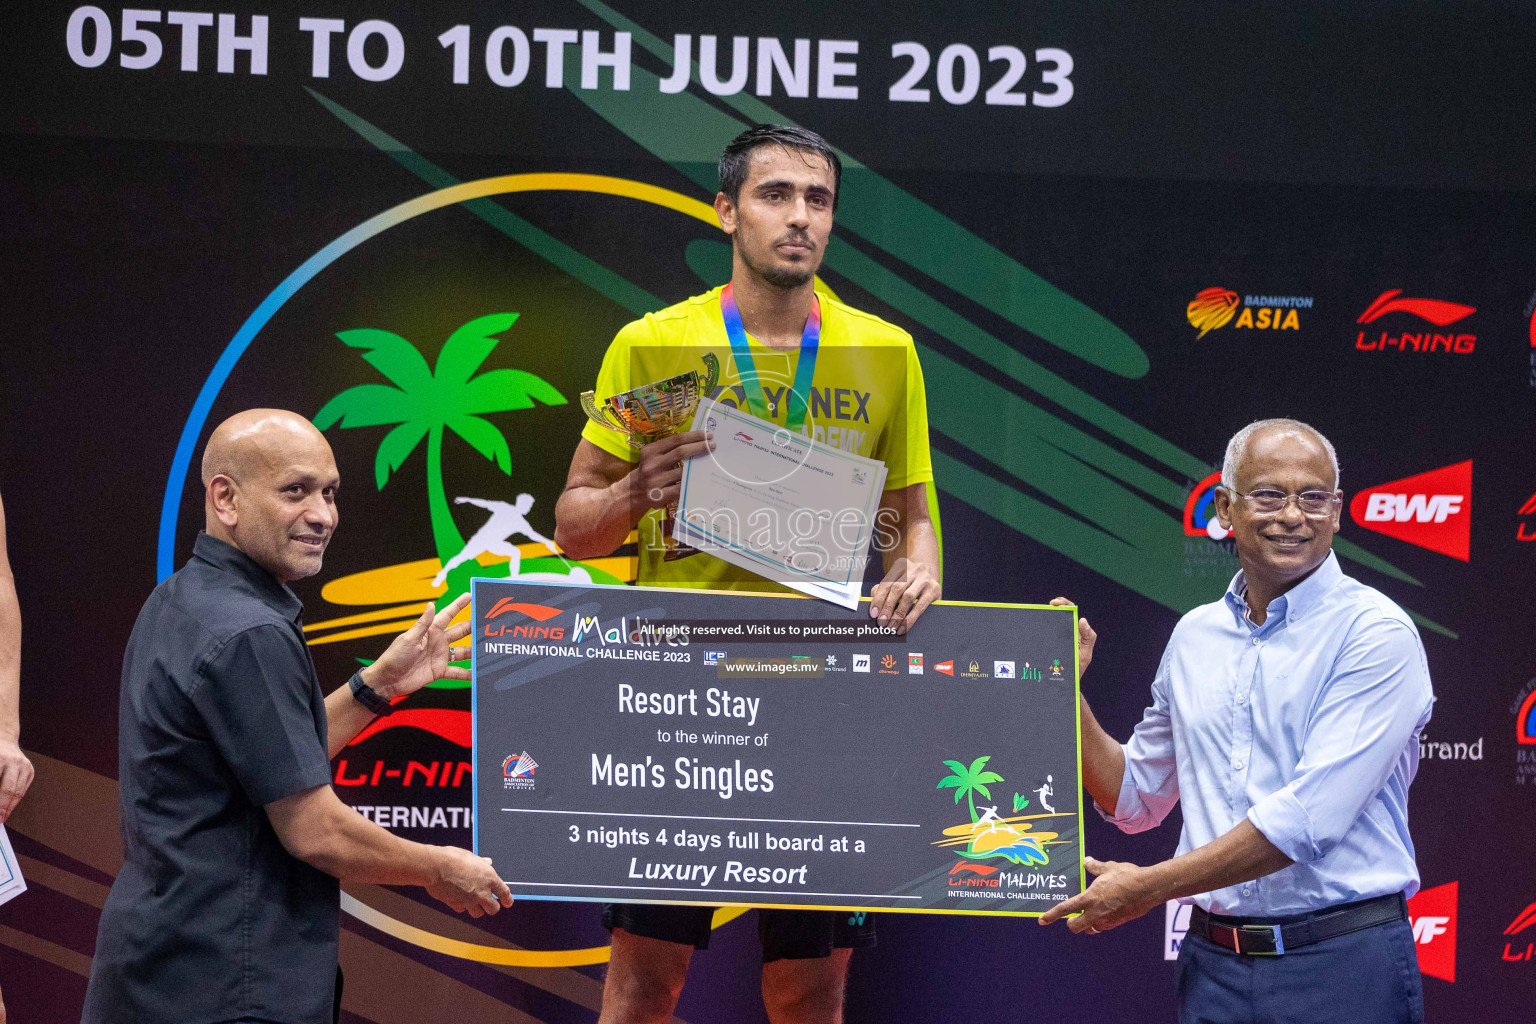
[1227,488,1340,518]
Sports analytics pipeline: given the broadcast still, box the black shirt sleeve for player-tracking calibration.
[191,623,332,807]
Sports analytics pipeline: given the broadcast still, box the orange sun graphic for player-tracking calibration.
[1187,287,1239,338]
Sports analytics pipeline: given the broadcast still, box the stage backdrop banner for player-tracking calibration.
[1,2,1533,1022]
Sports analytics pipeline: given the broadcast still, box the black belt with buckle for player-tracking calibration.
[1188,892,1407,956]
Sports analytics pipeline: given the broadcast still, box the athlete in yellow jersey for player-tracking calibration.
[555,125,941,1024]
[579,282,933,589]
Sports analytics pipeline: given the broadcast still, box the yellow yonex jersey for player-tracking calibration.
[582,284,934,590]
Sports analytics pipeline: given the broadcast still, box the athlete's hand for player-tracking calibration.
[365,594,473,700]
[870,557,941,635]
[629,430,715,511]
[427,847,513,918]
[1050,597,1096,676]
[0,738,34,824]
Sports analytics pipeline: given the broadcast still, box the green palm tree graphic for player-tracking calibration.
[936,756,1004,828]
[314,312,567,580]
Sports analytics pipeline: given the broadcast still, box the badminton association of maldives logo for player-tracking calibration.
[502,751,538,790]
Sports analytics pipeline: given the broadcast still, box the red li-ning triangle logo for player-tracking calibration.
[1349,461,1472,561]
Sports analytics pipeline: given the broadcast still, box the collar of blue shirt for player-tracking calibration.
[1224,549,1343,632]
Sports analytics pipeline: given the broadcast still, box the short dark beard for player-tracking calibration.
[760,263,814,289]
[740,241,816,290]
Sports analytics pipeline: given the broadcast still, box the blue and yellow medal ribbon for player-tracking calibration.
[720,282,821,431]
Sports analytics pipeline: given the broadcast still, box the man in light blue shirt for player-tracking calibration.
[1042,418,1432,1024]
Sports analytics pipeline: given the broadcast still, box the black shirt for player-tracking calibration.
[83,533,338,1024]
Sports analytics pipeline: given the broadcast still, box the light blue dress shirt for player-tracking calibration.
[1101,551,1434,916]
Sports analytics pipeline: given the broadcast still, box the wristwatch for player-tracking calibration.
[349,670,396,717]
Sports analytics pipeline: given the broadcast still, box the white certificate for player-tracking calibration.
[0,824,26,907]
[674,399,888,609]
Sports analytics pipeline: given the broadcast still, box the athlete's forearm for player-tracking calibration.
[0,499,18,744]
[554,474,643,560]
[884,515,940,582]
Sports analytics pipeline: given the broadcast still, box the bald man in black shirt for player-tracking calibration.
[83,410,511,1024]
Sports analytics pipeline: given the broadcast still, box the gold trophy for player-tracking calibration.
[580,353,721,559]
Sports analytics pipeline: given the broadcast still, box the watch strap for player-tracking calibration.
[349,670,395,717]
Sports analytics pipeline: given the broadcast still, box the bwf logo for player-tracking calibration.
[1350,461,1472,561]
[1362,494,1463,524]
[1407,881,1457,982]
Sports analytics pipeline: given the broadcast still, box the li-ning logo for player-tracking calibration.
[1501,902,1536,962]
[947,860,1001,887]
[483,599,564,639]
[1517,492,1536,543]
[1354,289,1477,354]
[1349,461,1472,561]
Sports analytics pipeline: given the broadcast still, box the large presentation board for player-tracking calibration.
[472,579,1084,915]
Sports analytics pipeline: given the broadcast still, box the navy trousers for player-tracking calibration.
[1176,917,1424,1024]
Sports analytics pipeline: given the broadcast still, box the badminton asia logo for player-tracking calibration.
[1185,288,1311,338]
[1353,289,1477,354]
